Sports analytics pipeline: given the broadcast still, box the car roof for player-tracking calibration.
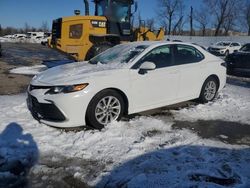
[124,41,198,49]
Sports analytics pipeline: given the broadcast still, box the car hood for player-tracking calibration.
[31,61,126,86]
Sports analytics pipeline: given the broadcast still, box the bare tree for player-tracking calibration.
[0,24,2,36]
[159,19,168,34]
[41,21,49,32]
[190,6,194,36]
[204,0,239,36]
[172,16,183,35]
[222,12,236,36]
[194,7,210,36]
[244,0,250,35]
[157,0,184,35]
[136,11,142,27]
[173,2,186,35]
[146,18,155,30]
[24,22,30,33]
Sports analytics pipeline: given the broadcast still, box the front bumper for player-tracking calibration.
[27,93,66,122]
[27,87,92,128]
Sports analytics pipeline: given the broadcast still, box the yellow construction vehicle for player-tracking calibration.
[50,0,164,61]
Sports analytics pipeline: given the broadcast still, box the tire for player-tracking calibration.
[86,89,125,129]
[198,77,219,103]
[86,42,113,60]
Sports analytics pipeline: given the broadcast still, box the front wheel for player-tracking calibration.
[86,90,125,129]
[199,77,218,103]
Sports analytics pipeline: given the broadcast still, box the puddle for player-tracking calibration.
[172,120,250,145]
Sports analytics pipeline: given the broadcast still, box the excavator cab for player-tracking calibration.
[94,0,134,41]
[50,0,164,61]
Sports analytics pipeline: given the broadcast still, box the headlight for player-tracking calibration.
[45,83,88,95]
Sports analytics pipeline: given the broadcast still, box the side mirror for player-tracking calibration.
[139,61,156,74]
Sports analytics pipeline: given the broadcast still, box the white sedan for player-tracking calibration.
[27,42,226,129]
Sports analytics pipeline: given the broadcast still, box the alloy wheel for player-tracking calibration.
[95,96,121,125]
[204,81,217,101]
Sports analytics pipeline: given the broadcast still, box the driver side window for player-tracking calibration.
[134,45,173,69]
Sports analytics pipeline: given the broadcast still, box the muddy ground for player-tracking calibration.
[0,42,69,95]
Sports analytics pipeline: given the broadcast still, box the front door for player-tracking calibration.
[129,45,180,113]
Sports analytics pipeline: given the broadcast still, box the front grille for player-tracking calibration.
[27,94,66,122]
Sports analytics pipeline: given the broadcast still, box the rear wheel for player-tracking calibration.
[199,77,218,103]
[86,42,113,60]
[86,90,125,129]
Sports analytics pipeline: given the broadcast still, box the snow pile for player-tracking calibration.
[0,81,249,187]
[9,65,47,75]
[172,83,250,124]
[0,37,12,43]
[0,38,46,44]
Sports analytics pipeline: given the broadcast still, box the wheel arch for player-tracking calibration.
[201,74,220,93]
[107,88,129,115]
[85,87,129,120]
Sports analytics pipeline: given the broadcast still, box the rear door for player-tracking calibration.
[173,44,207,100]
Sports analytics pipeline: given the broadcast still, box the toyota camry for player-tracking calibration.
[27,41,226,129]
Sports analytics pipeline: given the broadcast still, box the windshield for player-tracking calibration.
[96,0,108,16]
[216,42,230,46]
[89,44,148,65]
[111,1,130,22]
[240,44,250,52]
[96,0,130,22]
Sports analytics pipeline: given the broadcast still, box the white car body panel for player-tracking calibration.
[28,42,226,128]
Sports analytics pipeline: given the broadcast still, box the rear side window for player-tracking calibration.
[174,45,204,65]
[69,24,83,39]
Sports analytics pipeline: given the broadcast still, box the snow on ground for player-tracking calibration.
[0,81,249,187]
[172,80,250,124]
[9,65,47,75]
[0,38,44,44]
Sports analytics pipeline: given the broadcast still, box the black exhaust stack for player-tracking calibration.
[83,0,90,15]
